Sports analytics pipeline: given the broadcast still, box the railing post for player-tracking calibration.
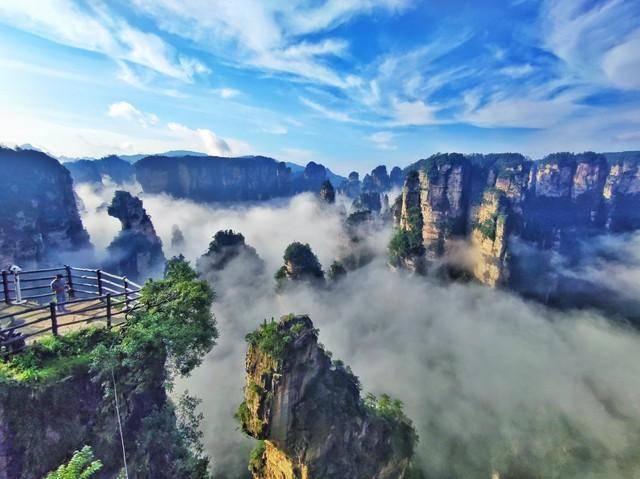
[65,265,75,299]
[49,302,58,336]
[96,270,103,297]
[1,271,9,304]
[106,293,112,329]
[123,277,130,311]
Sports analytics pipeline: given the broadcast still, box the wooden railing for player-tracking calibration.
[0,266,143,355]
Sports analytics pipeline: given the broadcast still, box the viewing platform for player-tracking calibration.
[0,266,142,354]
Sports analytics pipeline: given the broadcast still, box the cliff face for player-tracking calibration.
[105,191,165,280]
[238,315,417,479]
[319,180,336,204]
[395,152,640,290]
[0,148,92,268]
[136,155,292,202]
[65,155,135,185]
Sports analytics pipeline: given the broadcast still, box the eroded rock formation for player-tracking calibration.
[319,180,335,204]
[238,315,417,479]
[393,151,640,292]
[65,155,135,185]
[274,243,324,289]
[105,191,165,280]
[196,229,264,291]
[0,147,91,268]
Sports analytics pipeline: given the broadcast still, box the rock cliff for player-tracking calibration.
[105,191,165,281]
[65,155,135,185]
[0,147,92,268]
[237,315,417,479]
[393,151,640,292]
[136,155,292,202]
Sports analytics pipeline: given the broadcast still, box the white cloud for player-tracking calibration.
[367,130,396,150]
[390,98,440,126]
[602,34,640,90]
[0,0,208,81]
[107,101,158,127]
[129,0,409,88]
[214,88,241,99]
[542,0,640,90]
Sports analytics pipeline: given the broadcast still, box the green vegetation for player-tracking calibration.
[388,206,423,263]
[0,257,217,478]
[475,218,497,241]
[422,153,466,179]
[248,440,267,475]
[245,318,294,361]
[45,446,102,479]
[363,393,419,458]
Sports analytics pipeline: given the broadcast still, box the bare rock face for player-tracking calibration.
[319,180,335,204]
[238,315,417,479]
[339,171,362,198]
[471,190,511,286]
[390,166,405,189]
[418,154,470,258]
[106,191,165,280]
[393,151,640,298]
[0,147,92,268]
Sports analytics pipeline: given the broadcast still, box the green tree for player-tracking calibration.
[45,446,102,479]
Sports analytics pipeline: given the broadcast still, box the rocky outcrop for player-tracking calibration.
[196,229,264,286]
[394,151,640,291]
[319,180,335,204]
[353,192,382,212]
[339,171,362,198]
[238,315,417,479]
[0,147,91,268]
[105,191,165,280]
[390,167,404,188]
[64,155,135,185]
[275,243,324,289]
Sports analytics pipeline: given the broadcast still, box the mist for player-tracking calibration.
[74,181,640,479]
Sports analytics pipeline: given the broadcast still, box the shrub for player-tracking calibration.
[45,445,102,479]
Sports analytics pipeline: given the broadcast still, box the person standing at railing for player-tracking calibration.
[50,274,69,313]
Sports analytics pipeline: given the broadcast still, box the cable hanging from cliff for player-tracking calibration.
[111,366,130,479]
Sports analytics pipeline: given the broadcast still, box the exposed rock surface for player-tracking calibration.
[275,243,324,289]
[319,180,335,204]
[394,151,640,293]
[0,147,91,268]
[64,155,135,184]
[238,315,417,479]
[339,171,362,198]
[390,166,405,188]
[105,191,165,280]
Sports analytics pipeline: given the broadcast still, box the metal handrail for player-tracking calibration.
[0,266,144,354]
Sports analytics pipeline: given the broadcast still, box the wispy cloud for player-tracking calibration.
[367,131,396,150]
[299,96,358,123]
[0,0,209,81]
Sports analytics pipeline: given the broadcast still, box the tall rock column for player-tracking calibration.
[238,315,417,479]
[418,154,471,257]
[105,191,165,281]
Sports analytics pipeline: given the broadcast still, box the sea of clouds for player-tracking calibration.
[75,180,640,479]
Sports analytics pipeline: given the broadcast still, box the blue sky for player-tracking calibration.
[0,0,639,174]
